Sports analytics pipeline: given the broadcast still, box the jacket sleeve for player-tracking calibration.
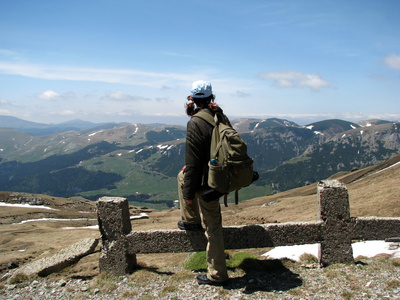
[182,117,211,200]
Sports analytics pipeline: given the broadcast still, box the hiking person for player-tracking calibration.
[177,80,229,285]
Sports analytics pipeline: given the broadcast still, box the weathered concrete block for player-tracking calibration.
[318,180,354,266]
[126,222,324,254]
[99,237,137,275]
[97,197,137,275]
[352,217,400,240]
[128,230,208,253]
[9,238,98,281]
[97,197,132,241]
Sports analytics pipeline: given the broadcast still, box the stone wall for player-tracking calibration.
[96,180,400,275]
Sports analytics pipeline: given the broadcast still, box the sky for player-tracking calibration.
[0,0,399,126]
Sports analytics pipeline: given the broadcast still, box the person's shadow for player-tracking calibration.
[224,258,302,294]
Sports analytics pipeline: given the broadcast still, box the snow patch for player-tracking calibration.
[130,213,149,220]
[62,225,99,230]
[373,160,400,175]
[62,213,149,229]
[251,121,265,132]
[263,240,400,261]
[13,217,95,225]
[354,160,400,183]
[0,203,58,210]
[88,130,103,137]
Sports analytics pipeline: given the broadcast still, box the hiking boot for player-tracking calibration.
[177,221,203,231]
[196,274,228,286]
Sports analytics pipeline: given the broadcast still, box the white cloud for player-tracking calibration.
[0,98,21,107]
[383,54,400,70]
[259,71,330,90]
[143,111,183,117]
[50,110,76,116]
[36,90,76,101]
[0,62,200,88]
[341,111,400,121]
[37,90,61,101]
[233,112,335,119]
[0,109,11,115]
[102,91,151,102]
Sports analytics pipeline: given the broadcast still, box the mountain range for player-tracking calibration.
[0,115,399,209]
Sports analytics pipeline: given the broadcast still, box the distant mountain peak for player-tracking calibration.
[357,119,391,127]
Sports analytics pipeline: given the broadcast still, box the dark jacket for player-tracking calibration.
[182,108,213,200]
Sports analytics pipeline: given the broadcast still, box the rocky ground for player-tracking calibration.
[1,254,400,299]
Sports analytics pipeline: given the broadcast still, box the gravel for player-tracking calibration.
[1,257,400,299]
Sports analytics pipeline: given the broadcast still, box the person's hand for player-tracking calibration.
[185,199,193,205]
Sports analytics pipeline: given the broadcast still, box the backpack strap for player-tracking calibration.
[194,111,216,127]
[223,194,228,207]
[223,190,240,207]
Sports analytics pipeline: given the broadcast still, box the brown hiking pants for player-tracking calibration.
[177,170,228,282]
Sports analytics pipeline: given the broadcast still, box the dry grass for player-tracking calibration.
[159,285,178,297]
[120,289,139,298]
[299,253,319,264]
[129,269,159,286]
[387,279,400,289]
[392,258,400,267]
[90,272,120,294]
[168,269,194,282]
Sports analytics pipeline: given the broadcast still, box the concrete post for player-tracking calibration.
[318,180,354,266]
[97,197,137,275]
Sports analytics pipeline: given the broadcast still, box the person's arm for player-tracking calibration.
[182,119,207,201]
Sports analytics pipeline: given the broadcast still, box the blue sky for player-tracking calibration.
[0,0,399,126]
